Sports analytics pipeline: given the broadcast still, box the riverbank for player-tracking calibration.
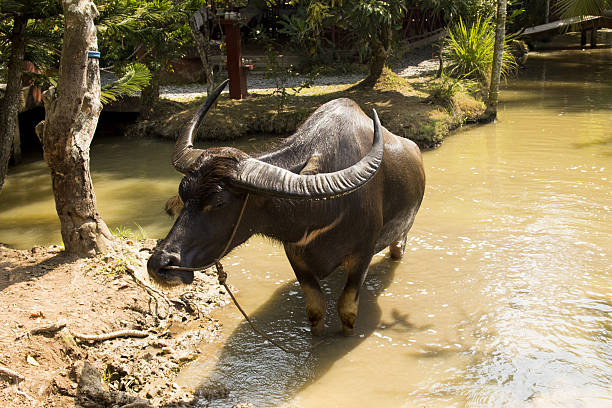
[0,240,231,408]
[135,68,485,150]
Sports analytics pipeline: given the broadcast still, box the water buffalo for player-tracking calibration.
[147,80,425,335]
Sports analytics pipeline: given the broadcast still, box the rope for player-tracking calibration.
[215,262,320,355]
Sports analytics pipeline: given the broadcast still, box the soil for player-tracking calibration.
[0,239,231,407]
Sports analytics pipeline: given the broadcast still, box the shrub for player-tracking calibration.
[443,16,517,82]
[427,73,475,110]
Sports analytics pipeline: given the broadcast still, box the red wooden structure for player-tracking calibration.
[220,18,248,99]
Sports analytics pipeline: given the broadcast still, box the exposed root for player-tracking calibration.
[72,330,149,343]
[118,402,152,408]
[30,321,67,336]
[0,365,25,382]
[123,260,172,319]
[13,385,35,401]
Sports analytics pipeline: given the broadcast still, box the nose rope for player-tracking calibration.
[163,193,322,355]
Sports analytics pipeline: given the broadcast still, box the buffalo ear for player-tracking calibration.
[165,195,184,217]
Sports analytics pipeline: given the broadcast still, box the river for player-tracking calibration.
[0,35,610,407]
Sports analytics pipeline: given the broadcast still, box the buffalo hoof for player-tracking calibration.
[341,324,355,337]
[389,240,405,260]
[310,320,325,336]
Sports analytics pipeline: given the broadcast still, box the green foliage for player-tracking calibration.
[346,0,406,46]
[427,72,475,111]
[100,63,151,104]
[556,0,610,18]
[276,2,339,64]
[112,223,147,241]
[102,258,129,276]
[415,0,496,23]
[443,16,517,82]
[0,0,63,80]
[96,0,207,75]
[278,8,318,54]
[263,43,319,114]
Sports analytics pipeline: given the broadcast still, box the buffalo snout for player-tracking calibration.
[147,250,194,286]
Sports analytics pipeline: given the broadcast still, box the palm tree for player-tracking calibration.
[483,0,507,122]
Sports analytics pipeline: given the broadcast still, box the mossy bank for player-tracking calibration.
[132,70,485,150]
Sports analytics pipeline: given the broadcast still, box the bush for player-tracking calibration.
[443,16,517,82]
[427,73,475,111]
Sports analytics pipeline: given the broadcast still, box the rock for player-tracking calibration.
[232,403,254,408]
[75,362,150,408]
[196,380,229,400]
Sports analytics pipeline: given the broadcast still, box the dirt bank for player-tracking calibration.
[0,240,230,407]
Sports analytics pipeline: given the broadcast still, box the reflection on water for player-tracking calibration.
[0,39,611,407]
[0,137,280,248]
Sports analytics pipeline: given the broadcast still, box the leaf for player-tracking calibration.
[100,63,151,105]
[29,311,45,319]
[26,355,40,366]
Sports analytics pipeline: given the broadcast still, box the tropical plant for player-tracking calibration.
[556,0,610,18]
[443,16,517,82]
[345,0,406,86]
[100,63,151,104]
[96,0,200,116]
[416,0,496,23]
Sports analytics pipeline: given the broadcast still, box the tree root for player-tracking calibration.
[31,321,67,336]
[124,260,172,319]
[0,365,25,382]
[13,385,35,401]
[71,329,149,343]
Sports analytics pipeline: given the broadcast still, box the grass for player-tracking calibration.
[112,224,147,241]
[137,68,485,149]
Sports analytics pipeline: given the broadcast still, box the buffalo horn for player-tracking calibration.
[233,109,384,199]
[172,79,229,173]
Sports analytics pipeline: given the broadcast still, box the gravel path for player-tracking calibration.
[160,45,439,101]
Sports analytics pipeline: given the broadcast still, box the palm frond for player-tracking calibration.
[555,0,609,19]
[444,16,517,82]
[100,63,150,104]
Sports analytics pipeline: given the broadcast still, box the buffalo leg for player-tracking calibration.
[284,251,326,335]
[389,233,407,260]
[296,270,326,336]
[338,255,372,336]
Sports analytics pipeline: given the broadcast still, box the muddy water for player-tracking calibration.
[1,39,611,407]
[177,47,612,406]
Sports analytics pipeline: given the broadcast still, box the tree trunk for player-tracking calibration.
[0,14,27,191]
[483,0,507,122]
[190,5,215,94]
[38,0,113,256]
[140,69,159,119]
[363,23,392,87]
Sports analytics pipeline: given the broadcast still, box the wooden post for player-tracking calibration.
[590,29,597,48]
[221,18,247,99]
